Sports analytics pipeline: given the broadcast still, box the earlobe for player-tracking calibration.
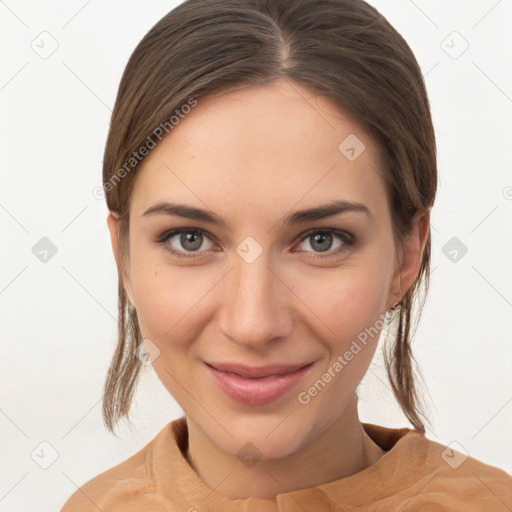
[387,209,430,309]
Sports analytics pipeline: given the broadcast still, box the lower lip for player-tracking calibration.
[206,363,313,405]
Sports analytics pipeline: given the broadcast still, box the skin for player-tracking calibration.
[107,78,430,499]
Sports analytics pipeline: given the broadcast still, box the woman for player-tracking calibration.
[61,0,512,509]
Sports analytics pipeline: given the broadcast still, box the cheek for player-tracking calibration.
[294,257,393,345]
[294,259,394,423]
[128,247,210,343]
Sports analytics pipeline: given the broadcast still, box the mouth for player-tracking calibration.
[205,361,314,405]
[207,361,311,378]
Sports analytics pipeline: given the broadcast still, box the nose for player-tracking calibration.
[217,250,292,350]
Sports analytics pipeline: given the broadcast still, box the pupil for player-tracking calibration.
[312,232,332,252]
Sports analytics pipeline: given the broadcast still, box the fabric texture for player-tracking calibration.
[60,417,512,511]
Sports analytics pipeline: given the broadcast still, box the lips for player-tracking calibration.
[205,361,313,405]
[207,362,310,379]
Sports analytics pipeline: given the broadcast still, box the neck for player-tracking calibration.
[184,395,385,499]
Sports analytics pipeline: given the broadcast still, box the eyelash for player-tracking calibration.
[155,227,355,260]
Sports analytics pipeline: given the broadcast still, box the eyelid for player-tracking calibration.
[294,227,353,245]
[155,227,217,245]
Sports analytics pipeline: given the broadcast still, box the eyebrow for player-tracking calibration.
[142,199,372,228]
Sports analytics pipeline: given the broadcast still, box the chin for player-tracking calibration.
[199,406,327,462]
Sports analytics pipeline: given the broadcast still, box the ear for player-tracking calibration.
[387,209,430,309]
[107,211,136,307]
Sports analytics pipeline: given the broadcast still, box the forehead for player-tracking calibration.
[130,80,389,220]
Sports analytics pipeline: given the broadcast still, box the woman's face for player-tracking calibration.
[109,79,421,460]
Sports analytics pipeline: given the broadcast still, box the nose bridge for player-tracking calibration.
[219,248,290,347]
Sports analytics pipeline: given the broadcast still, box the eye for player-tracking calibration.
[156,228,215,258]
[295,229,354,257]
[156,227,355,260]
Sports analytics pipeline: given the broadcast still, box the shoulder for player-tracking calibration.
[402,432,512,509]
[59,424,171,512]
[363,423,512,509]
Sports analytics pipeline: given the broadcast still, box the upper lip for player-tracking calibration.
[206,361,312,379]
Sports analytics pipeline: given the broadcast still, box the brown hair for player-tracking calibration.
[102,0,436,435]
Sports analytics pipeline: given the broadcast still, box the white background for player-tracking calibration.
[0,1,511,510]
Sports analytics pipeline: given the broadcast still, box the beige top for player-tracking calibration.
[61,417,512,511]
